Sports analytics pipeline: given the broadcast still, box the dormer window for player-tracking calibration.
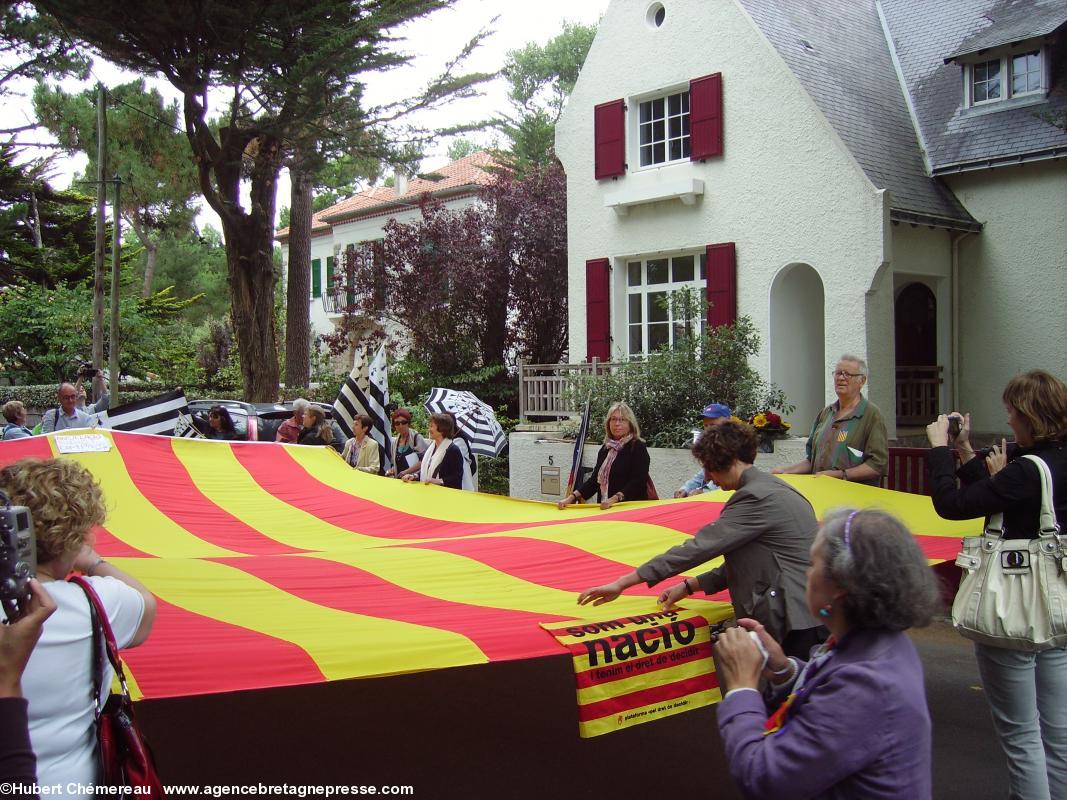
[964,48,1046,108]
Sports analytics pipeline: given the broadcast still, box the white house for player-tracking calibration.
[276,151,497,344]
[555,0,1067,437]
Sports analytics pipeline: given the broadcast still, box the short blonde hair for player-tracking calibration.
[2,400,25,424]
[0,458,106,563]
[602,401,642,443]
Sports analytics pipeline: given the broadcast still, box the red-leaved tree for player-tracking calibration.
[323,160,568,373]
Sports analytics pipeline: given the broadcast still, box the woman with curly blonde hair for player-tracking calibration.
[0,457,156,796]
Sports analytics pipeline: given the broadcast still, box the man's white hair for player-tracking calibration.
[838,354,868,377]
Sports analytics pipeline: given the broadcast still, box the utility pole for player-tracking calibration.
[92,83,107,397]
[109,175,122,406]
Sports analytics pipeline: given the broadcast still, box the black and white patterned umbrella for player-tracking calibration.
[424,388,506,457]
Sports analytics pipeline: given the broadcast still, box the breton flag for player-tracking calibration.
[333,344,393,474]
[565,399,591,495]
[92,389,191,436]
[173,412,206,439]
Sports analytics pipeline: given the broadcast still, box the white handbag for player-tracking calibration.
[952,454,1067,651]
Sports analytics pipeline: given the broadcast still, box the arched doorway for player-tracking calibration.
[770,263,824,433]
[894,282,938,424]
[895,282,936,366]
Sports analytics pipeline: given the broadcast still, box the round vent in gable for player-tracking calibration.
[647,3,666,28]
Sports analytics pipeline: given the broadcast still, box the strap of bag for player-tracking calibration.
[1021,454,1060,537]
[69,575,132,701]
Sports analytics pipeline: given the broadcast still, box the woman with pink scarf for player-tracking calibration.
[558,401,651,511]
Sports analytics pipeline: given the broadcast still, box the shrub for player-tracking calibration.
[567,301,793,449]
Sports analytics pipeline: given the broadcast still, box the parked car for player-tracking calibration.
[184,400,345,452]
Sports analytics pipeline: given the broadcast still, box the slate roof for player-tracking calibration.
[945,0,1067,60]
[275,151,498,242]
[738,0,977,229]
[880,0,1067,172]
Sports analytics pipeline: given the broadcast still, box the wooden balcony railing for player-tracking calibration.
[896,365,943,425]
[517,358,625,420]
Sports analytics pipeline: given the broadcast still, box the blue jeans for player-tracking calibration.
[974,643,1067,800]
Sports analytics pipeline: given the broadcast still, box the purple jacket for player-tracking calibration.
[717,628,931,799]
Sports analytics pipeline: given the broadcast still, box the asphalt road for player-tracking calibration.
[910,618,1009,799]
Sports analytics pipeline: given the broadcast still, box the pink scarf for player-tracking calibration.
[598,434,633,499]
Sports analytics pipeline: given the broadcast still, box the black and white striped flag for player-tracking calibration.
[92,389,191,436]
[333,344,392,473]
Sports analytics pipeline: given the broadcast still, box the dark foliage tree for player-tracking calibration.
[0,143,96,286]
[33,79,201,297]
[34,0,489,401]
[323,160,567,373]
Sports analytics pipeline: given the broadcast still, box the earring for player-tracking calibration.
[818,603,832,618]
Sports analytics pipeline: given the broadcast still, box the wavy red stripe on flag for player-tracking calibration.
[0,435,55,465]
[213,554,567,661]
[577,673,718,722]
[573,640,714,689]
[122,596,325,699]
[402,536,663,597]
[234,444,722,539]
[93,527,153,559]
[111,435,306,555]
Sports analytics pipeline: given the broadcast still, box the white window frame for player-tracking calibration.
[964,46,1046,108]
[622,250,706,358]
[631,85,692,170]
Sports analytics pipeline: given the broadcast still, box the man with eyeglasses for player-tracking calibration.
[773,354,888,486]
[40,376,109,433]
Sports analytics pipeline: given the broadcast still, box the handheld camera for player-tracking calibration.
[0,490,36,620]
[946,415,961,440]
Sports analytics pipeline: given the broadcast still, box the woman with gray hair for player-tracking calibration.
[713,509,939,799]
[774,354,888,486]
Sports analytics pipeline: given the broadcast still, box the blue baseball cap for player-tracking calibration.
[702,402,732,419]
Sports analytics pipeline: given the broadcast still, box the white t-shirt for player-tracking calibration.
[19,577,145,797]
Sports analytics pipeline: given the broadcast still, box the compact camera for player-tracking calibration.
[77,361,100,380]
[0,495,36,619]
[946,415,961,440]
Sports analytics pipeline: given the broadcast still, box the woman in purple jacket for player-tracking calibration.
[713,509,939,800]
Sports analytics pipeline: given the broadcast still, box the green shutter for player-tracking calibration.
[311,258,321,298]
[326,256,335,297]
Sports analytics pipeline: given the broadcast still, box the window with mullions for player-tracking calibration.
[971,59,1001,103]
[1012,51,1042,95]
[639,90,690,166]
[626,253,706,356]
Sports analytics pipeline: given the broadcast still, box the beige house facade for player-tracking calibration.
[556,0,1067,437]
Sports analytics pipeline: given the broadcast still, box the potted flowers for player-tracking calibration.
[745,410,792,452]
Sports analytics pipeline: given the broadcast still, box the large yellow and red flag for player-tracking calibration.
[0,430,978,705]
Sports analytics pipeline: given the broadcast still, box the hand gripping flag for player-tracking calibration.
[92,389,191,436]
[333,344,393,473]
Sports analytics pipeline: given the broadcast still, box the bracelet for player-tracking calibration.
[841,469,848,481]
[86,558,105,575]
[683,578,693,597]
[769,658,798,684]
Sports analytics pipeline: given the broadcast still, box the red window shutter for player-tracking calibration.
[594,99,626,179]
[706,243,736,328]
[690,73,723,161]
[585,258,611,361]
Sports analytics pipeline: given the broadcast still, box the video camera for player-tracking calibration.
[77,361,101,380]
[0,490,36,620]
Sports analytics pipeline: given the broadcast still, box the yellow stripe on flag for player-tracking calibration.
[172,440,408,550]
[118,556,486,678]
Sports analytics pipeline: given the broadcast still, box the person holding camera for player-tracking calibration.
[713,509,938,799]
[41,368,110,434]
[1,579,55,789]
[926,370,1067,800]
[0,457,156,796]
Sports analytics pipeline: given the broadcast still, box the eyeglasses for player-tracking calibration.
[608,416,629,423]
[831,370,864,379]
[394,420,409,426]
